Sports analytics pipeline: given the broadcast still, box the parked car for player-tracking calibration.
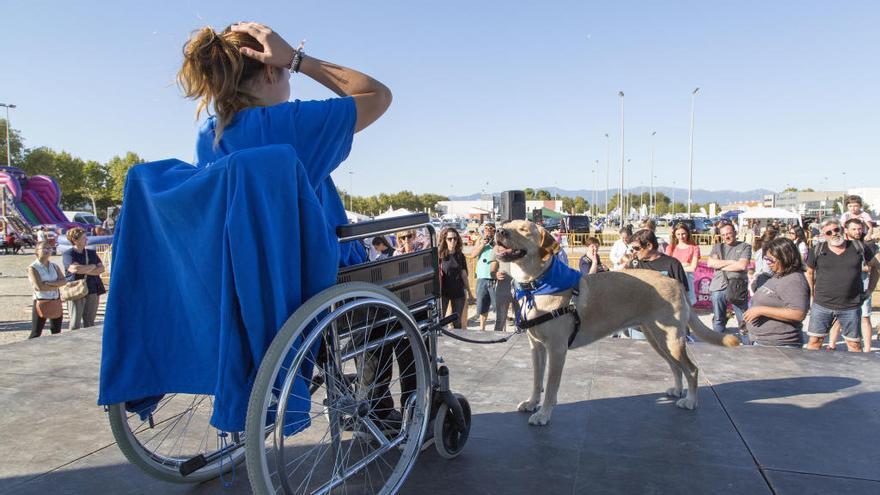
[673,217,712,234]
[63,211,102,232]
[560,214,591,234]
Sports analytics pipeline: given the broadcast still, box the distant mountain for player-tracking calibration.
[449,187,774,205]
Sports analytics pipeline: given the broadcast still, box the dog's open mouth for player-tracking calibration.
[494,235,527,261]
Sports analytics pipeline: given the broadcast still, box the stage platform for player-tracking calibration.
[1,326,878,494]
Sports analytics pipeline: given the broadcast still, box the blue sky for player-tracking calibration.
[3,1,878,197]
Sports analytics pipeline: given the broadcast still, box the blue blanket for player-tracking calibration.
[97,145,339,432]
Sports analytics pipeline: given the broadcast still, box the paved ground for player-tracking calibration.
[0,324,878,494]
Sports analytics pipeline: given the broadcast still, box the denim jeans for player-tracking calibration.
[807,303,862,341]
[710,290,747,333]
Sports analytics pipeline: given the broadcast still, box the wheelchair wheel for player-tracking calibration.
[246,282,432,495]
[107,394,245,483]
[433,394,471,459]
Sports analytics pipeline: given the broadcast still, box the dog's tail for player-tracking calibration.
[687,309,741,347]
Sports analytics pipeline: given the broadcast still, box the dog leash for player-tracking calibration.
[439,325,525,345]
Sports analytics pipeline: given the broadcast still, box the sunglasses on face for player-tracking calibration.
[445,237,457,241]
[628,245,646,252]
[399,234,414,240]
[824,227,841,236]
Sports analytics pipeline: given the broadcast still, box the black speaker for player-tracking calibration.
[500,190,526,222]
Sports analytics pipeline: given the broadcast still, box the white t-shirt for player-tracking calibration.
[610,239,629,269]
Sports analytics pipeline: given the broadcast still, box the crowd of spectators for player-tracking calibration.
[433,194,878,353]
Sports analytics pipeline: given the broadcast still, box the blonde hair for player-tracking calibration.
[66,227,86,244]
[177,26,270,145]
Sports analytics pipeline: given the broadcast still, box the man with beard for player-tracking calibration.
[805,218,880,352]
[826,219,878,351]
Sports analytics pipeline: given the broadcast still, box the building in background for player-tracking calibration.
[772,190,845,217]
[436,199,562,219]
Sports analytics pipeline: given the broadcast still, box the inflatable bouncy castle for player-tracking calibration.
[0,166,80,231]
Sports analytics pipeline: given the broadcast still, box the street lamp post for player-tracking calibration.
[0,103,15,168]
[604,133,610,218]
[687,88,699,216]
[348,169,354,211]
[650,131,656,216]
[672,180,677,215]
[593,159,599,217]
[0,103,16,221]
[618,92,625,225]
[625,158,631,222]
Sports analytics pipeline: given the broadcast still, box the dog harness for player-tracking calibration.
[514,257,582,347]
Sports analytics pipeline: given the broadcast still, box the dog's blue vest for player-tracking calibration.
[514,257,582,346]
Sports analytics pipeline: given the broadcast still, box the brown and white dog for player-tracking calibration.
[494,220,739,426]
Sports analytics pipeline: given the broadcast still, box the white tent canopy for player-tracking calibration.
[345,210,371,223]
[738,207,802,230]
[375,207,415,219]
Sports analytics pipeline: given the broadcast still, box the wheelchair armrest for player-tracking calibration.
[336,213,431,240]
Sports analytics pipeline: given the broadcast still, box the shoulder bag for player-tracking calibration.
[721,243,748,305]
[61,250,90,302]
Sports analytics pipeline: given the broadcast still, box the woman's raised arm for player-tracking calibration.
[232,22,392,133]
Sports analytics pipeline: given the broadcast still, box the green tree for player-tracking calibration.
[107,152,146,203]
[561,196,574,213]
[535,189,552,200]
[523,188,535,200]
[0,119,25,167]
[53,151,86,209]
[81,160,111,215]
[20,146,57,177]
[573,196,588,214]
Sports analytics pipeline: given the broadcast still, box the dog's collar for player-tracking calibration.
[515,262,553,291]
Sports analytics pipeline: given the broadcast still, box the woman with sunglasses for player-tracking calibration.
[393,229,421,256]
[27,241,67,338]
[438,227,471,329]
[742,238,810,347]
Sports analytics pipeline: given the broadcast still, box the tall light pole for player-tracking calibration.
[1,103,16,168]
[604,133,610,218]
[0,103,15,222]
[625,158,632,222]
[650,131,656,216]
[593,159,599,217]
[672,180,677,216]
[347,168,354,211]
[618,92,625,224]
[687,87,700,216]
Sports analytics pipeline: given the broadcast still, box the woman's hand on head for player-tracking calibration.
[231,22,295,68]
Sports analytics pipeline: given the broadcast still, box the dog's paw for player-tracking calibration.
[665,387,683,398]
[517,400,539,413]
[675,396,697,410]
[528,410,551,426]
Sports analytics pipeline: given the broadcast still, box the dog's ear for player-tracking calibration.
[538,226,559,260]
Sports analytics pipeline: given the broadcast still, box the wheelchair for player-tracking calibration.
[107,213,472,494]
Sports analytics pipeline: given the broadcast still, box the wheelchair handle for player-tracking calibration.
[336,213,431,242]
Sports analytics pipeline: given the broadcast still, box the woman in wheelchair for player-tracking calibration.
[178,21,392,266]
